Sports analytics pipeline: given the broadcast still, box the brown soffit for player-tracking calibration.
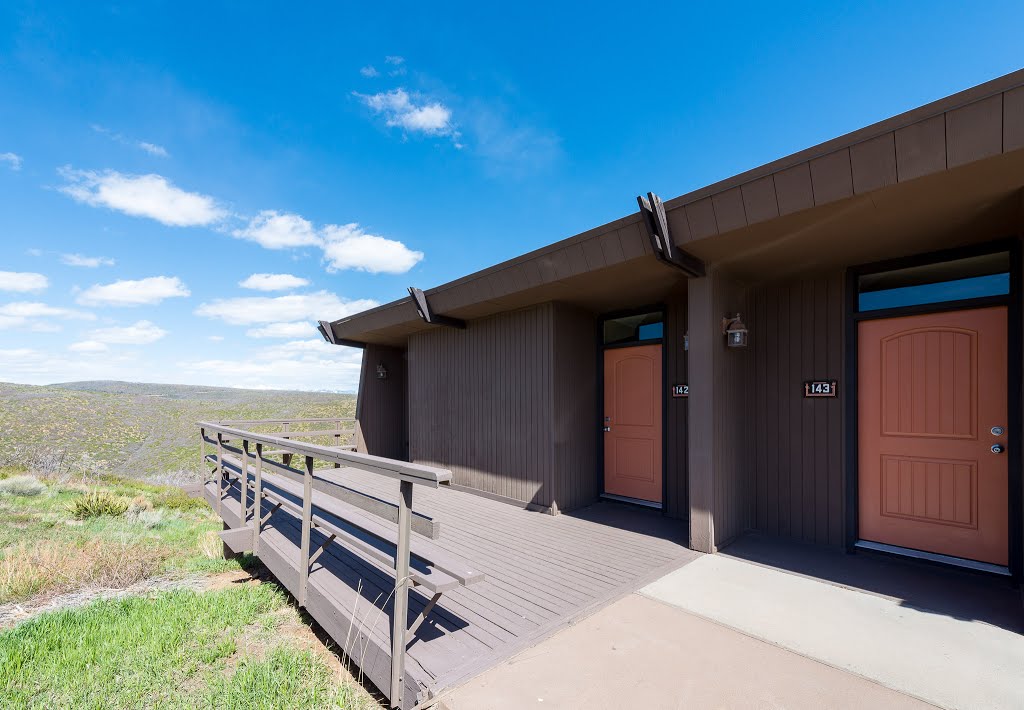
[330,68,1024,345]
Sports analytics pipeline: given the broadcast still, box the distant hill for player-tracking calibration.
[49,380,355,400]
[0,381,356,482]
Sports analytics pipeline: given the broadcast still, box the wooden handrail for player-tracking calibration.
[199,421,449,488]
[199,418,454,709]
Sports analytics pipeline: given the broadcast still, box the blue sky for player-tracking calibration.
[1,2,1022,391]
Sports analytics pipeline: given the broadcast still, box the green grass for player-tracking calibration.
[0,584,372,709]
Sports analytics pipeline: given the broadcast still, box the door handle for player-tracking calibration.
[991,443,1005,454]
[603,426,611,432]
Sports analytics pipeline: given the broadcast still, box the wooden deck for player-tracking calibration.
[204,464,697,707]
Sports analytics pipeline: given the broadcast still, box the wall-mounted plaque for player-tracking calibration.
[671,384,688,398]
[804,380,838,398]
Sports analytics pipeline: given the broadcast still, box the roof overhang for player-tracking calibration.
[324,68,1024,348]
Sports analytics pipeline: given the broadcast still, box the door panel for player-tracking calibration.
[858,307,1008,565]
[604,344,662,503]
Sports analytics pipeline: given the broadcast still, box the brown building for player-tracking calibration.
[321,69,1024,581]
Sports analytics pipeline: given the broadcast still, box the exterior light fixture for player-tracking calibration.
[721,314,749,348]
[376,363,388,380]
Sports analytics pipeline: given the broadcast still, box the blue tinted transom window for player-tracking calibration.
[857,251,1010,312]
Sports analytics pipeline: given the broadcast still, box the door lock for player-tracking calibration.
[991,426,1005,437]
[991,443,1005,454]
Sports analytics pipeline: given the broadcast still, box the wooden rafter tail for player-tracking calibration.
[317,320,337,344]
[636,191,706,278]
[407,287,466,329]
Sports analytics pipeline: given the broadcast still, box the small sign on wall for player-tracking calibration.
[804,380,838,398]
[671,384,688,398]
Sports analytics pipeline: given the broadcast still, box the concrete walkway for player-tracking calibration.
[441,553,1024,710]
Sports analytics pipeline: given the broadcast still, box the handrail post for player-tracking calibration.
[239,439,249,527]
[282,422,292,467]
[215,432,224,517]
[200,427,207,476]
[298,454,314,607]
[253,442,263,554]
[390,479,413,708]
[334,417,341,468]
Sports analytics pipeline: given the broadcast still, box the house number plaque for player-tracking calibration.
[803,380,837,398]
[671,384,688,398]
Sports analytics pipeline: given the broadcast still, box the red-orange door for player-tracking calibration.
[603,344,663,503]
[858,307,1008,565]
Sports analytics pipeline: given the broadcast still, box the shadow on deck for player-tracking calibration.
[205,468,697,707]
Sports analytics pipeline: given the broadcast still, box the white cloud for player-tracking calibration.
[322,224,423,274]
[246,321,316,339]
[239,273,310,292]
[0,301,95,331]
[232,211,320,249]
[77,276,190,306]
[360,65,379,78]
[69,340,108,353]
[383,55,406,77]
[207,335,224,342]
[357,89,457,138]
[178,339,363,391]
[87,320,167,345]
[138,142,169,157]
[58,167,225,227]
[60,253,116,268]
[91,125,169,158]
[195,290,379,326]
[0,271,49,292]
[1,153,22,171]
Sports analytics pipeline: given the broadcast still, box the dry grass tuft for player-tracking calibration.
[199,530,223,559]
[0,537,168,602]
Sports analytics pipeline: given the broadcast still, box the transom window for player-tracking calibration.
[602,311,663,345]
[857,251,1010,312]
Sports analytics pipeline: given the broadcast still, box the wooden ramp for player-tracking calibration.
[204,463,696,707]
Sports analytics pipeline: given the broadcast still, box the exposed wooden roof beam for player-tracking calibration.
[318,320,366,348]
[407,287,467,329]
[638,192,706,277]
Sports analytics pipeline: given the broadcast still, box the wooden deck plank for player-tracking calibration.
[203,458,698,708]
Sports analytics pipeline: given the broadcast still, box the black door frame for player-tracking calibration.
[844,237,1022,581]
[596,305,668,510]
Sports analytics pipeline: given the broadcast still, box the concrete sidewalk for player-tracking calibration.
[440,554,1023,710]
[440,592,931,710]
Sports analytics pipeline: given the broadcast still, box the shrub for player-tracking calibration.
[66,490,130,519]
[134,509,168,530]
[0,475,46,497]
[153,489,209,513]
[125,495,153,516]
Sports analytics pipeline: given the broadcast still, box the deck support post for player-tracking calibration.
[215,433,224,517]
[253,442,263,554]
[390,480,413,708]
[298,454,314,607]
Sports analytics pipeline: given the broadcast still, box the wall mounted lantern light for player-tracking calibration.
[376,363,388,380]
[721,313,749,348]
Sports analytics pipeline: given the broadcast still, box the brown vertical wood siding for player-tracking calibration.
[406,302,598,512]
[354,344,408,460]
[664,287,689,519]
[750,272,845,547]
[710,275,754,548]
